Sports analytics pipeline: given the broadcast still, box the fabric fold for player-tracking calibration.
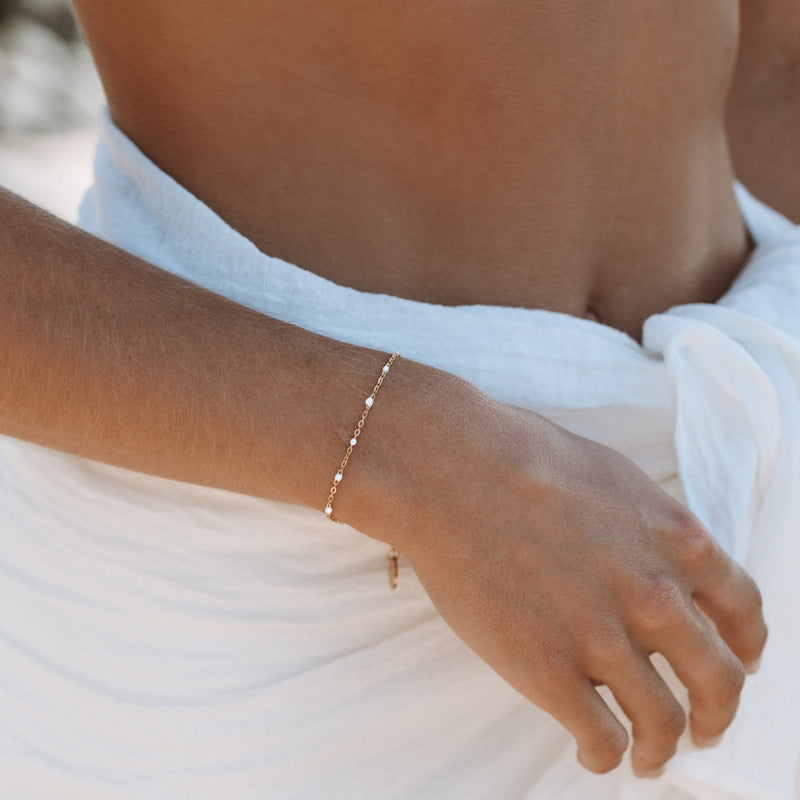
[1,110,799,799]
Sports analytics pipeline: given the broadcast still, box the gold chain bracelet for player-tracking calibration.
[324,353,401,589]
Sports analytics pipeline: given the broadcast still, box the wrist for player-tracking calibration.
[329,355,490,550]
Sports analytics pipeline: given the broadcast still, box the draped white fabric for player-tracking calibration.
[1,110,799,799]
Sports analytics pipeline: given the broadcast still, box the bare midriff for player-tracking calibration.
[71,1,750,341]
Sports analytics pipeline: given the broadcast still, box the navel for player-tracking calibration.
[584,305,602,323]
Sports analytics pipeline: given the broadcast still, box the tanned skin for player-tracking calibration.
[728,0,800,221]
[4,0,798,778]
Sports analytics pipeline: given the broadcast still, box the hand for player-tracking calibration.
[349,368,768,777]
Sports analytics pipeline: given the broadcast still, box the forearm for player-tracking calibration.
[0,186,445,514]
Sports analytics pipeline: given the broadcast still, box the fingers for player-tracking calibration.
[650,604,746,747]
[672,514,768,672]
[628,560,749,747]
[564,514,766,776]
[693,563,767,673]
[601,651,686,777]
[534,675,629,774]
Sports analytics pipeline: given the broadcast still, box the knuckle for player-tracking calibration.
[740,580,765,622]
[583,628,632,669]
[671,512,715,564]
[756,621,769,654]
[710,663,746,709]
[737,601,764,636]
[736,586,768,657]
[635,576,687,630]
[745,576,764,608]
[652,704,687,743]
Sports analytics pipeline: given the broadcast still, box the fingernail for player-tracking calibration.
[745,657,761,675]
[696,734,724,749]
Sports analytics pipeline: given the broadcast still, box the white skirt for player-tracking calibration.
[1,109,799,799]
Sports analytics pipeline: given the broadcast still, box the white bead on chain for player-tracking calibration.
[323,354,401,589]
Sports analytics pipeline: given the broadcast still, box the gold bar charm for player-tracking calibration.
[387,547,399,590]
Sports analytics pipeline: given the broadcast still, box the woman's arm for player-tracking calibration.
[0,186,767,776]
[727,0,800,222]
[0,186,396,507]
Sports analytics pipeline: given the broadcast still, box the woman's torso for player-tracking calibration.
[71,0,748,340]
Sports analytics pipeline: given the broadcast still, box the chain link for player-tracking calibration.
[323,353,401,588]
